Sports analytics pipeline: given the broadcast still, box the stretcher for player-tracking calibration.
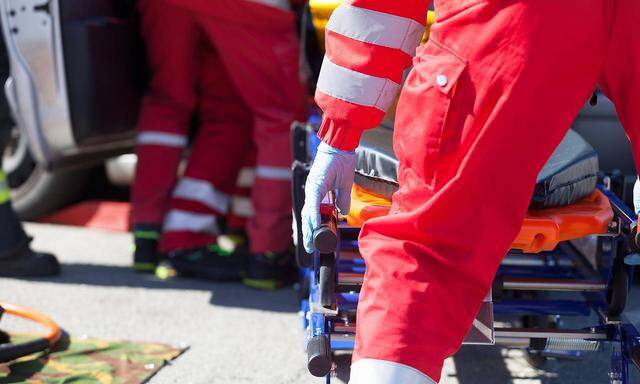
[292,121,640,383]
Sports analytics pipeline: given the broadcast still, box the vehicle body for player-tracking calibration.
[0,0,143,218]
[0,0,635,219]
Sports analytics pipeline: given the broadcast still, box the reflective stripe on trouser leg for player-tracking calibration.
[160,209,221,252]
[254,166,290,181]
[137,131,188,148]
[158,45,253,252]
[349,360,435,384]
[160,177,231,252]
[236,167,255,188]
[354,2,604,380]
[172,177,230,214]
[231,196,254,218]
[227,165,255,229]
[163,209,220,234]
[0,171,10,204]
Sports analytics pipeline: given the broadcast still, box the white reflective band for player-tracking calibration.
[236,168,255,188]
[137,132,187,148]
[231,196,255,218]
[246,0,290,11]
[255,166,291,181]
[349,359,436,384]
[163,209,220,234]
[327,4,424,56]
[173,177,229,214]
[317,57,401,112]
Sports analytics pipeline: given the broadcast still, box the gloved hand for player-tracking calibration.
[302,142,356,253]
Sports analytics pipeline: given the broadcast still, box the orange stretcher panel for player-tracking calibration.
[346,185,614,254]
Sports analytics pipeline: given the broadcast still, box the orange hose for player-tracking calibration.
[1,302,61,345]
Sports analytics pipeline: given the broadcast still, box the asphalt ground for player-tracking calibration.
[2,223,640,384]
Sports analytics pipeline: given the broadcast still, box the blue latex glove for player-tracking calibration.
[302,142,356,253]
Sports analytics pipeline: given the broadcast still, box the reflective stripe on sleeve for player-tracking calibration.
[163,209,220,234]
[231,196,254,218]
[317,57,401,112]
[255,166,291,181]
[327,4,424,56]
[173,177,230,214]
[138,132,187,148]
[349,359,436,384]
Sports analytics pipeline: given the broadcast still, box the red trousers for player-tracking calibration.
[355,0,640,381]
[131,0,305,253]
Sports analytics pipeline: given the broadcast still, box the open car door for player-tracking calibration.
[0,0,145,170]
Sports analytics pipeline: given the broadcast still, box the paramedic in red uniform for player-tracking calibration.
[302,0,640,382]
[131,0,306,289]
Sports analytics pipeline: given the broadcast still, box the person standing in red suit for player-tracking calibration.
[131,0,306,289]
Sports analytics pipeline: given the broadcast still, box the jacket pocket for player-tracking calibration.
[409,38,467,187]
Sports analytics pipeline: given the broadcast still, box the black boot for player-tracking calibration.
[242,249,297,290]
[132,224,160,273]
[0,238,59,277]
[162,245,246,281]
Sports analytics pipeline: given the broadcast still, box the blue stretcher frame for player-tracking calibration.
[292,121,640,383]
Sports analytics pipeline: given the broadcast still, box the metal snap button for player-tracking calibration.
[436,74,448,87]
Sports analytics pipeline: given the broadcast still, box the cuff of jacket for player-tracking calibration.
[317,117,363,151]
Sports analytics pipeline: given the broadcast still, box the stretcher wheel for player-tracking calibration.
[319,253,336,308]
[307,335,332,377]
[523,314,559,369]
[525,351,548,369]
[606,254,629,318]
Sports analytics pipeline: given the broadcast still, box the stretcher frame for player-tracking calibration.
[292,121,640,384]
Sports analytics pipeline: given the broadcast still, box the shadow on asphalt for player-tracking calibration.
[16,263,299,313]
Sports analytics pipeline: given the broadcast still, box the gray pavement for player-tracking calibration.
[1,223,639,383]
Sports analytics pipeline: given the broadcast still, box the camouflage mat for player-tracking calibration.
[0,334,186,384]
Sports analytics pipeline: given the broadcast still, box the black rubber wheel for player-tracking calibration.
[4,127,91,220]
[522,315,557,369]
[525,351,548,369]
[307,335,332,377]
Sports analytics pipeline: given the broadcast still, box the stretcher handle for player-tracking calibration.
[313,192,338,254]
